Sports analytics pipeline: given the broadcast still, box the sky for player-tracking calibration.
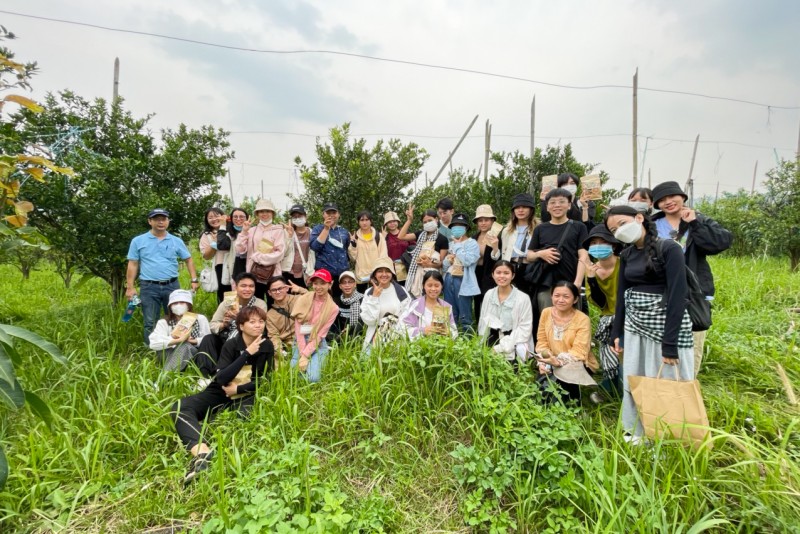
[2,0,799,212]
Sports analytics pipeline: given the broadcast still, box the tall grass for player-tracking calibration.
[0,256,798,532]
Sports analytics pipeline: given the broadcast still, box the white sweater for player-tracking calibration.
[148,315,211,351]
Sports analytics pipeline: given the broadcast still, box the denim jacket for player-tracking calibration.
[309,224,351,277]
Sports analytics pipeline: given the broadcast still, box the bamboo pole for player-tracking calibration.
[484,119,491,184]
[113,57,120,101]
[530,94,536,194]
[751,160,758,194]
[430,114,479,187]
[685,134,699,207]
[227,168,235,205]
[632,68,638,189]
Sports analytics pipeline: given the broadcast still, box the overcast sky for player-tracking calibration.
[2,0,799,212]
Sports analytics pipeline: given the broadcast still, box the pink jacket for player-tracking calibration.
[235,223,286,274]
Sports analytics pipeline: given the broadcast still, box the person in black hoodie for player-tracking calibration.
[605,206,693,445]
[650,181,732,376]
[172,306,273,484]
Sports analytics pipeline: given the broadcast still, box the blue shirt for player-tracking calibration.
[309,224,351,276]
[127,231,192,281]
[655,218,688,251]
[438,222,452,241]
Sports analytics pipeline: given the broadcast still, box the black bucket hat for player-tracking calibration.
[652,181,688,209]
[511,193,536,209]
[448,212,471,229]
[582,225,620,249]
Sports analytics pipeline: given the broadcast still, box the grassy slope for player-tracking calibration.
[0,256,798,533]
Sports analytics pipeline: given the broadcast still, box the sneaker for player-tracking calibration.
[196,378,212,391]
[623,433,644,446]
[184,450,214,485]
[589,392,605,405]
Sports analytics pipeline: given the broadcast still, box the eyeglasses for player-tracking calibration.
[269,286,288,293]
[232,215,247,220]
[547,200,569,206]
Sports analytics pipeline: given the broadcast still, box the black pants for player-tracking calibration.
[171,388,254,450]
[215,263,231,305]
[286,273,306,288]
[195,334,224,376]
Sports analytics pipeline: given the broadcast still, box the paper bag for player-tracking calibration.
[541,174,558,197]
[257,238,275,254]
[431,305,451,337]
[581,174,603,201]
[229,364,253,400]
[223,291,239,313]
[171,312,198,339]
[629,368,712,449]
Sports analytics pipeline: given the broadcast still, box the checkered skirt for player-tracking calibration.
[624,289,693,349]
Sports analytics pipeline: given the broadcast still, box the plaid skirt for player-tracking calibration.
[594,314,618,380]
[624,289,693,349]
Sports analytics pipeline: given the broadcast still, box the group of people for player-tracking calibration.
[124,174,732,482]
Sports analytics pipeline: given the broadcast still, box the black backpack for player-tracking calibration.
[654,239,711,332]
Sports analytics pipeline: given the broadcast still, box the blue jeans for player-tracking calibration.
[140,280,179,344]
[443,274,473,332]
[290,337,329,383]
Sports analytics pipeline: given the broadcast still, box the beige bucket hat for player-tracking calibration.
[472,204,497,222]
[383,211,401,227]
[552,361,597,386]
[254,198,276,213]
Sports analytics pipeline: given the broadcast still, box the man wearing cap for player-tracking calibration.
[309,202,351,297]
[127,208,199,344]
[651,181,732,376]
[436,197,455,240]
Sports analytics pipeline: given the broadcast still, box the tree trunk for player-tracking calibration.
[110,274,126,306]
[21,265,31,280]
[790,248,799,272]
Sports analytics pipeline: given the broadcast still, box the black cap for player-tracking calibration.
[322,202,339,213]
[289,204,306,215]
[148,208,169,218]
[511,193,536,209]
[652,181,688,209]
[448,212,471,229]
[582,225,620,249]
[435,197,454,210]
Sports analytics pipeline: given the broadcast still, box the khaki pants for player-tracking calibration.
[693,330,707,378]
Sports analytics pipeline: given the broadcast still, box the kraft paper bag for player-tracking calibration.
[629,366,712,449]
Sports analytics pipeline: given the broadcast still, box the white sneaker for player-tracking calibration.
[623,433,644,446]
[196,378,212,390]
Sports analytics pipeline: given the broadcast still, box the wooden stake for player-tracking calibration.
[796,120,800,166]
[530,94,536,193]
[751,160,758,194]
[776,363,798,405]
[685,134,699,207]
[714,181,719,204]
[227,168,235,206]
[648,168,651,189]
[261,179,264,199]
[113,57,120,101]
[484,120,491,184]
[430,114,479,187]
[632,68,638,189]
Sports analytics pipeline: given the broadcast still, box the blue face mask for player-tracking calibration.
[233,225,243,231]
[588,244,614,259]
[450,226,467,239]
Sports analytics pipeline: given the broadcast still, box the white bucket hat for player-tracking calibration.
[254,198,276,213]
[168,289,194,306]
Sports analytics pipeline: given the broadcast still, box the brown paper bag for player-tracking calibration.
[257,237,275,254]
[223,291,239,313]
[581,174,603,201]
[431,304,451,337]
[170,312,198,339]
[541,174,558,197]
[229,364,253,400]
[417,241,435,262]
[394,261,408,282]
[629,367,712,449]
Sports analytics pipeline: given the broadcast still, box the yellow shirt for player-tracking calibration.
[536,308,598,371]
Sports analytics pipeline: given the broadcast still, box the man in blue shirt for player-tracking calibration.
[126,208,199,343]
[309,202,351,297]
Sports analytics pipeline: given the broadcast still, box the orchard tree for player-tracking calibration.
[14,92,233,302]
[761,159,800,271]
[291,123,428,227]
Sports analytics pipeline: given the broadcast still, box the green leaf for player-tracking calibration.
[0,325,66,365]
[24,390,54,430]
[0,375,24,409]
[0,327,13,348]
[0,341,22,366]
[0,446,7,490]
[0,348,17,385]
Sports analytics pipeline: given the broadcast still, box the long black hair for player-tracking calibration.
[227,207,249,239]
[604,205,659,274]
[202,207,225,234]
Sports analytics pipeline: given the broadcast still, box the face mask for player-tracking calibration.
[423,221,438,233]
[628,201,650,213]
[614,221,643,244]
[450,226,467,239]
[563,184,578,195]
[259,218,272,226]
[291,217,306,227]
[233,224,243,231]
[171,303,189,316]
[588,244,614,259]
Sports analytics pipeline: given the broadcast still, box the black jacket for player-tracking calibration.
[651,211,732,297]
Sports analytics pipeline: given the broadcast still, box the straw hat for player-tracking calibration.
[552,361,597,386]
[472,204,497,222]
[383,211,401,227]
[254,198,276,213]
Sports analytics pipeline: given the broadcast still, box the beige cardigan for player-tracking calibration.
[347,227,389,281]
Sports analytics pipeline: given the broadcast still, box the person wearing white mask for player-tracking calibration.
[149,289,212,375]
[627,187,655,214]
[397,205,449,298]
[236,198,286,301]
[284,204,313,288]
[539,173,595,229]
[604,205,693,445]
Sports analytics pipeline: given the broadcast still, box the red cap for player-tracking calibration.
[308,268,332,284]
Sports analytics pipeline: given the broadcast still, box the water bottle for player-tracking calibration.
[122,294,141,323]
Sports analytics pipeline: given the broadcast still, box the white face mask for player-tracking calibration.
[614,221,643,244]
[171,303,189,316]
[563,184,578,195]
[627,201,650,213]
[291,217,306,227]
[423,221,438,233]
[259,218,272,226]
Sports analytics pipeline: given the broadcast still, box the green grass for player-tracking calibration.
[0,256,798,533]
